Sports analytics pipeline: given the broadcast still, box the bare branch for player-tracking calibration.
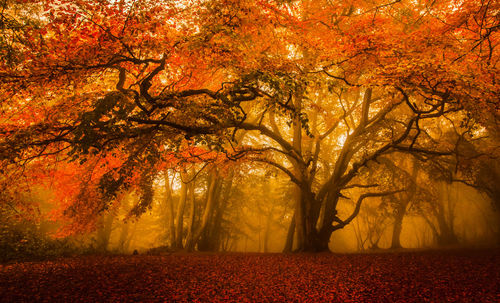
[252,158,301,185]
[332,189,404,231]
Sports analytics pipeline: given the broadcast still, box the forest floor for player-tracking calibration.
[0,249,498,302]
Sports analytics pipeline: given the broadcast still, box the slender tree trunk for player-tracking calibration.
[283,213,295,252]
[353,216,366,251]
[164,170,176,248]
[124,223,137,252]
[263,205,275,253]
[174,176,188,250]
[422,212,440,245]
[117,193,131,253]
[96,211,114,252]
[185,177,196,251]
[118,221,130,252]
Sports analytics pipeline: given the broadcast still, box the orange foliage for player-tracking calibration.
[0,0,497,235]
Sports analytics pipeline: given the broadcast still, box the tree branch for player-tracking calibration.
[332,189,404,231]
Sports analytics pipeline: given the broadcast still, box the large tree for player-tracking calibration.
[0,0,498,250]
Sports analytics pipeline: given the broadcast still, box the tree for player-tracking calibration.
[374,156,420,249]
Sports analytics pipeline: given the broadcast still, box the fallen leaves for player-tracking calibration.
[0,249,498,302]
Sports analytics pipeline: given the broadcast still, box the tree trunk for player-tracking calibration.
[174,177,188,250]
[314,192,342,252]
[96,211,114,252]
[190,170,220,250]
[184,178,196,251]
[283,213,295,252]
[263,205,275,253]
[117,193,132,253]
[210,174,234,251]
[390,158,418,249]
[294,186,306,251]
[118,220,130,253]
[391,209,404,249]
[302,189,325,252]
[197,175,223,251]
[291,89,308,251]
[436,184,459,246]
[164,170,176,248]
[311,227,331,252]
[436,208,458,245]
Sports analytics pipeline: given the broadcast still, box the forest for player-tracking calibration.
[0,0,499,301]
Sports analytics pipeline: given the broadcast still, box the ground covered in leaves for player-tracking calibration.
[0,249,498,302]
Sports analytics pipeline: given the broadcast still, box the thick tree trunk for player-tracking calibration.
[436,210,459,245]
[391,210,404,249]
[436,184,459,246]
[191,170,221,250]
[197,175,224,251]
[302,190,327,252]
[424,204,458,246]
[390,158,418,249]
[310,228,331,252]
[291,90,308,251]
[211,175,234,251]
[312,192,342,252]
[292,193,330,252]
[294,187,307,251]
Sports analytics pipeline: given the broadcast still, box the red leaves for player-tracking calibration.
[0,250,498,302]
